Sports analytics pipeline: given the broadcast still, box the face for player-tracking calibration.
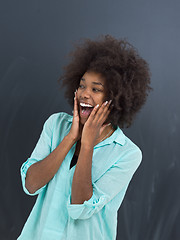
[77,71,108,125]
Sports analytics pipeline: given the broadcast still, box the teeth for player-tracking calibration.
[80,103,93,108]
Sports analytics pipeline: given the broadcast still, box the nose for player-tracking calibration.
[79,88,91,99]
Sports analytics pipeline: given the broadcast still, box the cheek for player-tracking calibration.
[99,95,106,104]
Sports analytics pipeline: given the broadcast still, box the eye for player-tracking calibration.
[79,85,101,92]
[79,84,84,88]
[93,88,100,92]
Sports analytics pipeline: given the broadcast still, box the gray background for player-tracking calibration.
[0,0,180,239]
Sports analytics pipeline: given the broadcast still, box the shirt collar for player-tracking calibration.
[67,114,126,147]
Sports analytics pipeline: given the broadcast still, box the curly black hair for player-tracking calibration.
[58,34,153,128]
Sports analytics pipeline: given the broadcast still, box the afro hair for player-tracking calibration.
[58,34,153,128]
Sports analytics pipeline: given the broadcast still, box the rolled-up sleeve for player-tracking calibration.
[67,147,142,220]
[20,114,54,196]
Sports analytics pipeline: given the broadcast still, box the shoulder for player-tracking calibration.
[44,112,73,135]
[112,127,142,166]
[117,132,143,169]
[45,111,72,125]
[124,134,142,154]
[113,127,142,154]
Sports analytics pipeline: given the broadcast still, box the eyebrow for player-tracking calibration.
[80,78,104,87]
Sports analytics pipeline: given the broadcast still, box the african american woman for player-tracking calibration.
[18,35,152,240]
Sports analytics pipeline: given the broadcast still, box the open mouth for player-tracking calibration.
[79,105,94,118]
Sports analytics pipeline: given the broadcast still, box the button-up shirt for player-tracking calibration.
[17,112,142,240]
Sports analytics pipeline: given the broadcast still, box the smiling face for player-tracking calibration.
[77,71,108,125]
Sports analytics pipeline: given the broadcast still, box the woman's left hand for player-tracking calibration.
[81,100,112,148]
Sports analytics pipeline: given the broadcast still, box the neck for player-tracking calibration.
[79,122,115,145]
[95,124,114,145]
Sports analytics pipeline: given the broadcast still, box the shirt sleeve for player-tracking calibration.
[67,147,142,220]
[20,114,54,196]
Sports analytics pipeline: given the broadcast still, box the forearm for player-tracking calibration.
[71,144,94,204]
[25,134,76,194]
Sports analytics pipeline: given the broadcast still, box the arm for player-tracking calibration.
[71,144,94,204]
[25,134,76,194]
[67,147,142,220]
[70,99,112,204]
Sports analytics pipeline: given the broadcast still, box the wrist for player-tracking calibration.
[66,133,77,145]
[80,141,95,150]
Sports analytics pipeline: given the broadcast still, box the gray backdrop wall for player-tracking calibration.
[1,0,180,239]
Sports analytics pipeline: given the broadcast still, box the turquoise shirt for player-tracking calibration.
[17,112,142,240]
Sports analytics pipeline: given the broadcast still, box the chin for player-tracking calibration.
[80,117,87,125]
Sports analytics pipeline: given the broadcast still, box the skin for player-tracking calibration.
[69,71,113,147]
[68,71,114,204]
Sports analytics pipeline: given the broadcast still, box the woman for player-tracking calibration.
[17,35,152,240]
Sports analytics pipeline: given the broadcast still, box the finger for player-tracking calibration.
[94,100,111,123]
[100,108,111,126]
[104,100,112,111]
[99,124,108,136]
[98,100,112,124]
[104,108,111,121]
[87,100,112,124]
[86,103,100,123]
[102,100,112,115]
[74,90,79,117]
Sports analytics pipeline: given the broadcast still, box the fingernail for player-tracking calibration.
[95,104,99,108]
[109,100,112,104]
[104,101,108,106]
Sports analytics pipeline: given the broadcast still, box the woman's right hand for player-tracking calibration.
[68,89,82,142]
